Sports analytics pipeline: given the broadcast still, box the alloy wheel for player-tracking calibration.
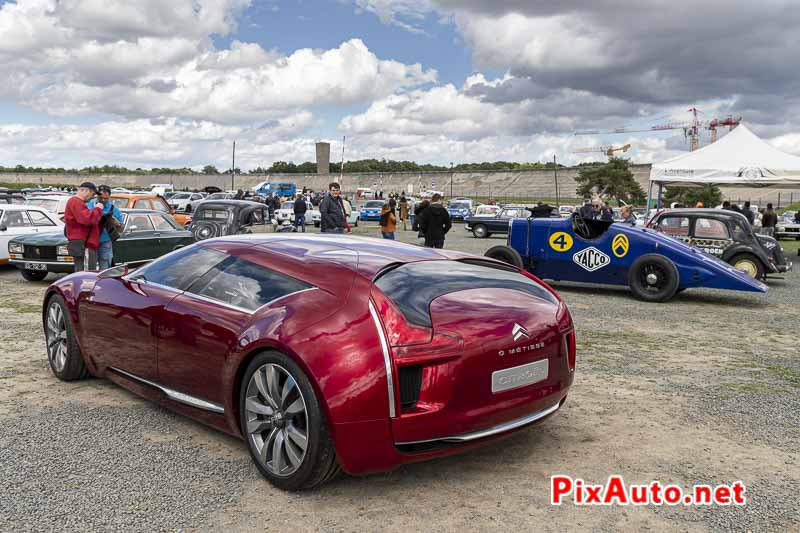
[46,302,68,373]
[245,363,309,477]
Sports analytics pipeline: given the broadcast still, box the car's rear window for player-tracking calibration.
[374,260,558,327]
[197,208,231,220]
[364,201,385,208]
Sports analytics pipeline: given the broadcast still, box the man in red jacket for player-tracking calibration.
[64,182,104,271]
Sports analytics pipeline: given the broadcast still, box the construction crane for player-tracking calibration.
[572,143,632,160]
[574,108,741,151]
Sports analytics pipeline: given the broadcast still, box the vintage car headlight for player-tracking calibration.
[8,242,23,254]
[776,225,785,232]
[57,245,69,256]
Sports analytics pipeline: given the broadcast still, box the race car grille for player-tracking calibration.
[398,365,423,411]
[23,245,57,261]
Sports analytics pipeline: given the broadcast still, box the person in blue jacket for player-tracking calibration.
[87,185,123,269]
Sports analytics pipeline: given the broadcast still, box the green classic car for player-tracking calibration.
[7,209,194,281]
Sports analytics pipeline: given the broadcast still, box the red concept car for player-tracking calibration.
[43,235,576,490]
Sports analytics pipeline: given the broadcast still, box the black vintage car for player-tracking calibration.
[464,204,557,238]
[647,208,791,279]
[190,200,270,241]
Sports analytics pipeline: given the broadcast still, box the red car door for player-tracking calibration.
[81,278,180,381]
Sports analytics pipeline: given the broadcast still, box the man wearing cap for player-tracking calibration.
[87,185,123,269]
[64,182,104,271]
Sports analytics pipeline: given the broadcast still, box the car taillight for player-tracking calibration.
[562,330,576,372]
[370,289,463,363]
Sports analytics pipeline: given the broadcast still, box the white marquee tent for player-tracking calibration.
[647,123,800,207]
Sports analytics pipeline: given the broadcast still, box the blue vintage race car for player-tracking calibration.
[485,214,767,302]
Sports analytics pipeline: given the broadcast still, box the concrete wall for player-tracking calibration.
[3,165,799,205]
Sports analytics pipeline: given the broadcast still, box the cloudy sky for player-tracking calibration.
[1,0,798,170]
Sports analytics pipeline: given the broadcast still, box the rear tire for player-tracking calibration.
[730,253,765,279]
[20,270,48,281]
[472,224,489,238]
[44,295,90,381]
[240,351,340,491]
[628,254,679,302]
[485,245,524,269]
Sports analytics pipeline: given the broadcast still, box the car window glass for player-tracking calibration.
[26,198,58,212]
[153,199,170,212]
[732,221,748,241]
[187,257,312,312]
[192,194,202,200]
[695,218,730,239]
[249,210,265,225]
[4,210,31,227]
[198,208,231,220]
[135,199,153,210]
[111,198,129,209]
[28,210,56,226]
[0,210,4,222]
[126,214,154,232]
[656,216,690,236]
[132,246,226,290]
[173,193,190,199]
[150,215,174,231]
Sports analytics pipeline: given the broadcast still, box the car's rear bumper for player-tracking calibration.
[332,392,567,475]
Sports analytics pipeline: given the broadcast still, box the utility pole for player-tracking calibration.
[231,141,236,191]
[450,162,453,198]
[554,155,560,208]
[339,136,345,185]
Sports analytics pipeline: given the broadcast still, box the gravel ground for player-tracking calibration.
[1,222,798,532]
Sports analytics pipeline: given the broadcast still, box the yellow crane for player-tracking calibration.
[571,143,631,160]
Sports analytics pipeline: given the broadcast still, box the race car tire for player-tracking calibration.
[20,269,48,281]
[628,254,679,302]
[485,245,524,269]
[730,253,764,279]
[472,224,489,238]
[44,294,90,381]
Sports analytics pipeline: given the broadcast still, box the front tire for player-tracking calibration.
[44,295,89,381]
[20,269,48,281]
[472,224,489,238]
[240,351,340,491]
[485,245,524,268]
[730,253,765,279]
[628,254,679,302]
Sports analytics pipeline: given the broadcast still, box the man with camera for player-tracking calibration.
[87,185,124,269]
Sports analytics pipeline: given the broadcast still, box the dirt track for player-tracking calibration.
[1,224,798,532]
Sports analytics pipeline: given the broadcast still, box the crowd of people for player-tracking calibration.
[63,182,123,271]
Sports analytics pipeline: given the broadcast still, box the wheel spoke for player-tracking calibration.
[283,430,303,467]
[266,365,281,405]
[271,430,286,474]
[280,375,296,408]
[259,427,279,463]
[246,418,272,434]
[245,397,274,416]
[285,423,308,451]
[285,397,305,416]
[254,369,277,409]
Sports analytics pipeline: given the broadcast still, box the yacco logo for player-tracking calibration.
[512,323,530,342]
[573,247,610,272]
[612,234,629,258]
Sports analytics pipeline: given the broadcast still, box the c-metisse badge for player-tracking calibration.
[612,234,629,258]
[549,231,573,252]
[573,247,610,271]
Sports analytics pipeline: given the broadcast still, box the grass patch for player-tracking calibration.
[0,301,41,314]
[766,365,800,387]
[722,382,788,393]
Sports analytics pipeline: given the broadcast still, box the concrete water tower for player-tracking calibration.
[315,142,330,174]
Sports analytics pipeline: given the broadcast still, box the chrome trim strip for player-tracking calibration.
[368,300,396,418]
[180,286,319,315]
[10,259,73,266]
[110,367,225,414]
[395,400,561,445]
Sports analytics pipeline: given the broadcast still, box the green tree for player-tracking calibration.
[663,185,722,208]
[575,158,645,205]
[202,165,219,174]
